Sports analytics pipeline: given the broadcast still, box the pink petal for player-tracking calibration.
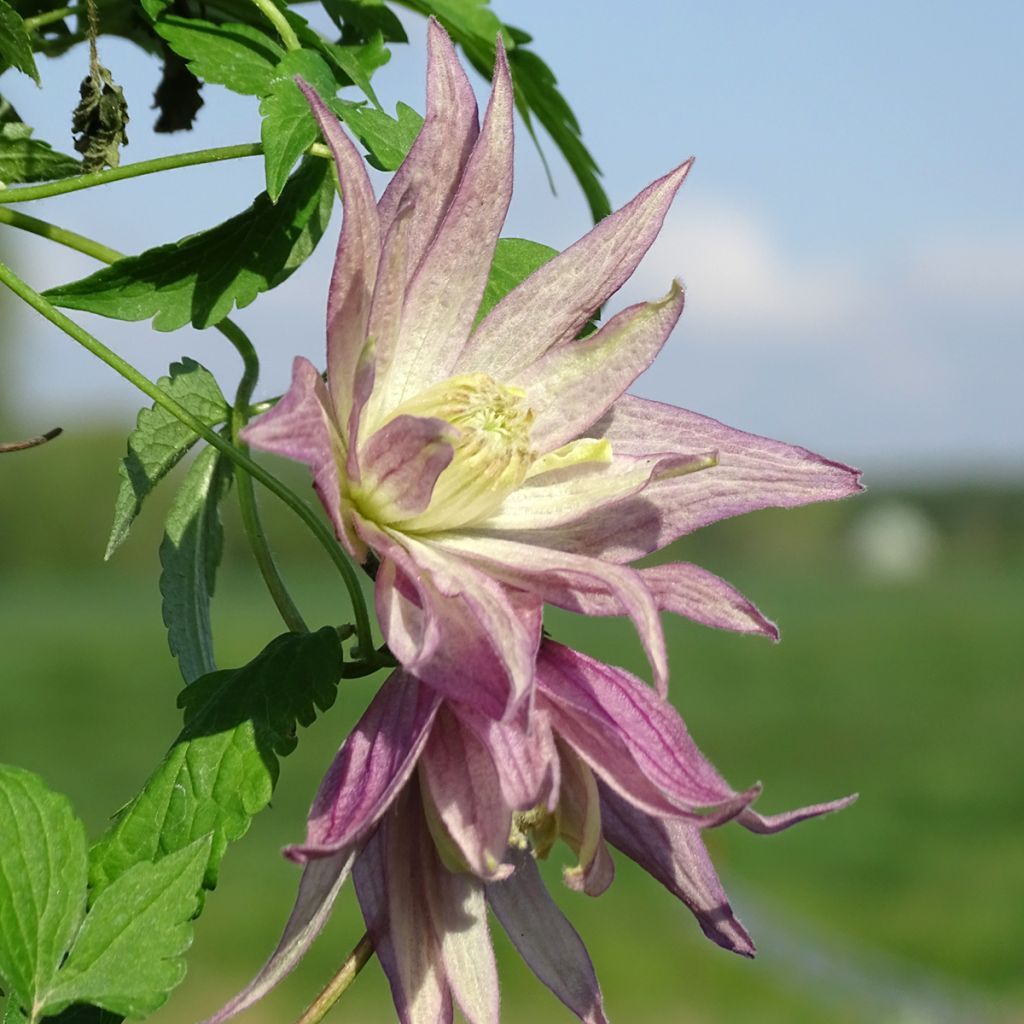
[419,705,513,879]
[354,790,453,1024]
[537,641,758,821]
[432,532,668,693]
[200,850,355,1023]
[377,20,479,283]
[298,81,381,433]
[556,394,864,562]
[538,561,778,641]
[379,37,515,411]
[358,414,455,519]
[288,671,441,861]
[486,846,609,1024]
[240,356,362,558]
[460,159,693,379]
[738,793,858,834]
[511,282,686,453]
[454,702,560,813]
[374,530,542,716]
[425,857,500,1024]
[599,785,755,958]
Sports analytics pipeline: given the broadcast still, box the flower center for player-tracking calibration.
[365,373,535,532]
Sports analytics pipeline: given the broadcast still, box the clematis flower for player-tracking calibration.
[241,22,861,716]
[204,640,855,1024]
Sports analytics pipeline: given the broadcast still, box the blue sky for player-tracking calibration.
[3,1,1022,478]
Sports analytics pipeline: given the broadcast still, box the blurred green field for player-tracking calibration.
[2,428,1022,1023]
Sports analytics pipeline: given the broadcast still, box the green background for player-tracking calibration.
[1,428,1021,1023]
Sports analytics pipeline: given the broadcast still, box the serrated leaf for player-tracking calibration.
[0,766,87,1021]
[45,157,333,331]
[0,1,40,85]
[151,15,284,96]
[88,628,344,898]
[323,32,389,107]
[159,445,233,684]
[40,838,211,1019]
[259,49,338,202]
[106,359,228,559]
[476,236,557,324]
[333,99,422,171]
[0,125,80,185]
[320,0,407,44]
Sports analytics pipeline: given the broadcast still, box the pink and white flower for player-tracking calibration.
[204,640,854,1024]
[241,22,861,717]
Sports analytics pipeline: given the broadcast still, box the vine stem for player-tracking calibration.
[0,259,374,657]
[249,0,301,51]
[225,319,309,634]
[294,933,374,1024]
[0,142,331,206]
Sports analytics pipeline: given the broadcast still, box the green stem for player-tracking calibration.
[294,933,374,1024]
[0,144,263,205]
[225,320,309,634]
[23,4,76,29]
[0,207,122,262]
[0,259,373,657]
[249,0,301,51]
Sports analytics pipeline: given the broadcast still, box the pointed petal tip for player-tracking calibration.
[739,791,858,835]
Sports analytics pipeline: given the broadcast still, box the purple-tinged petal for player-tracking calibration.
[298,81,381,431]
[389,532,542,715]
[358,415,455,520]
[419,705,513,879]
[379,38,515,410]
[432,532,668,693]
[240,356,363,559]
[479,451,711,533]
[541,561,778,641]
[199,849,355,1024]
[599,784,756,958]
[487,846,609,1024]
[460,158,693,379]
[553,394,864,562]
[355,792,453,1024]
[512,281,686,452]
[425,857,500,1024]
[455,702,561,813]
[289,671,441,861]
[738,793,858,834]
[537,641,759,822]
[376,20,479,280]
[557,743,615,897]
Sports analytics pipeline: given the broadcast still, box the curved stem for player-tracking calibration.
[0,259,374,656]
[0,207,122,261]
[294,933,374,1024]
[249,0,301,51]
[224,320,309,634]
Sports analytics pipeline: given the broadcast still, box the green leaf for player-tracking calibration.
[333,99,422,171]
[106,359,229,559]
[0,124,80,186]
[323,31,390,106]
[320,0,407,45]
[39,838,211,1019]
[0,1,40,85]
[45,157,334,331]
[476,236,557,323]
[151,15,284,97]
[159,445,233,684]
[259,49,338,202]
[0,766,87,1020]
[88,628,344,897]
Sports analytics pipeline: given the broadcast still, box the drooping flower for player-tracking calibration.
[241,22,861,716]
[204,640,855,1024]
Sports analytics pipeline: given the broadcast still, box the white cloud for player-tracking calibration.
[623,200,863,341]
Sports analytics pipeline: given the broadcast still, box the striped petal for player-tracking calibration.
[459,159,692,378]
[511,281,685,453]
